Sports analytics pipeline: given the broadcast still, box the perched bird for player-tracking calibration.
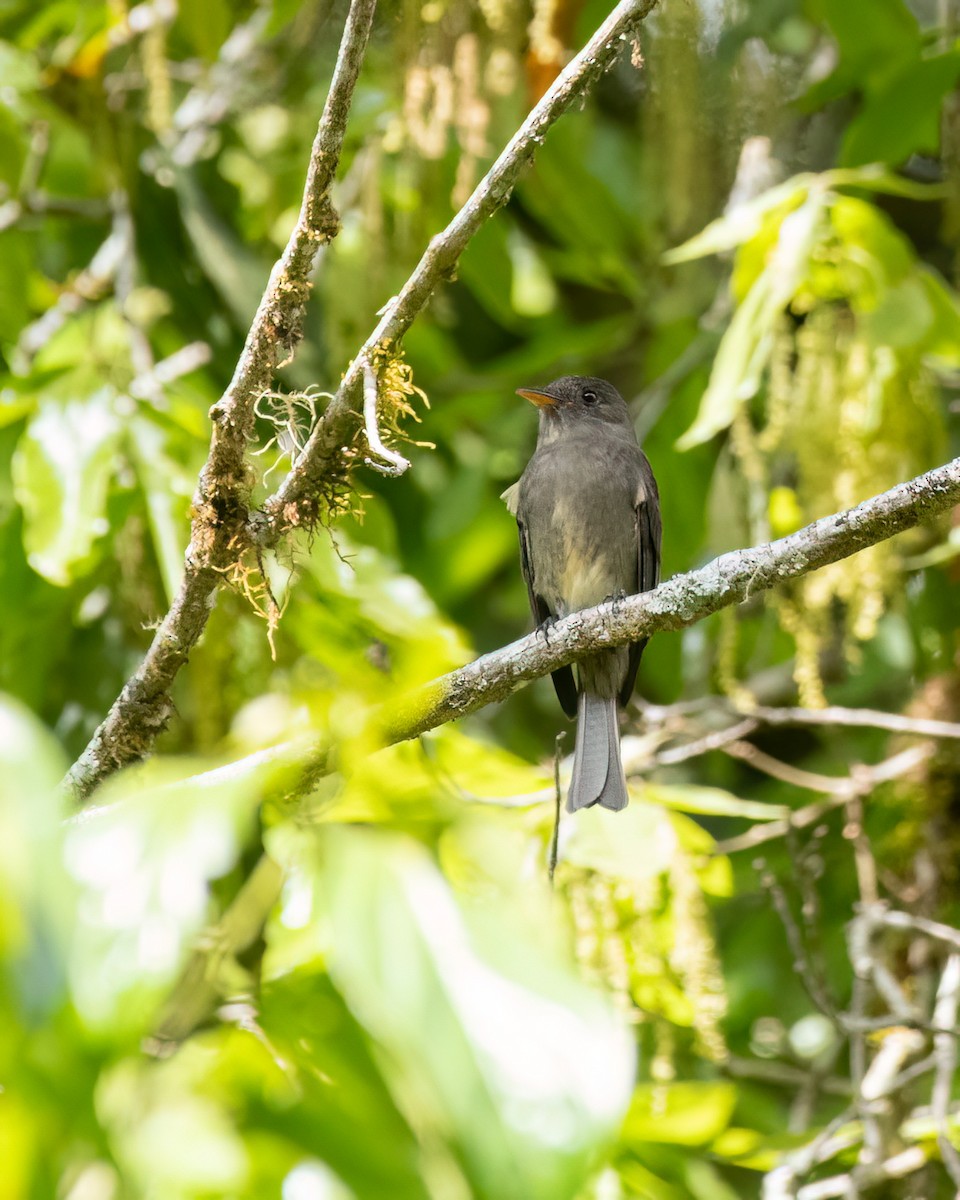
[503,376,661,812]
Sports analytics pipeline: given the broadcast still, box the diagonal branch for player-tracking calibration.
[65,0,662,801]
[379,456,960,744]
[260,0,660,535]
[65,0,379,801]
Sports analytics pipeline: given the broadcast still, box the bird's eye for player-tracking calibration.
[582,390,598,405]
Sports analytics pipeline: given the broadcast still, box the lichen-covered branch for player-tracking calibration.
[65,0,378,801]
[65,0,662,801]
[380,456,960,745]
[260,0,661,534]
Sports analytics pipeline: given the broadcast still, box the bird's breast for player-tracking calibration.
[519,437,640,615]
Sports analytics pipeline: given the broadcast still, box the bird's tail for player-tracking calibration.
[567,691,628,813]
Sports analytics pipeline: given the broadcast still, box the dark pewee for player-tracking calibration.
[503,376,661,812]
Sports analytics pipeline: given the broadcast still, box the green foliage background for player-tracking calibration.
[2,0,960,1196]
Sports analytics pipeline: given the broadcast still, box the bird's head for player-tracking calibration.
[517,375,632,437]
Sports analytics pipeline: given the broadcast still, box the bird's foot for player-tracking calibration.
[604,590,628,614]
[537,615,558,645]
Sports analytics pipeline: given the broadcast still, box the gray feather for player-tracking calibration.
[567,692,628,812]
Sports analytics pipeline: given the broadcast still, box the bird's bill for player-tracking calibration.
[516,387,557,408]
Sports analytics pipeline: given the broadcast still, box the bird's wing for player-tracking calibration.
[517,511,577,718]
[620,453,663,707]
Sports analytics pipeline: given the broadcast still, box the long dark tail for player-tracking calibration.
[567,691,628,813]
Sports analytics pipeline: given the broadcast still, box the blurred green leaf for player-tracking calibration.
[0,695,71,998]
[63,755,275,1033]
[0,232,34,341]
[316,827,635,1200]
[129,414,188,602]
[11,388,121,585]
[678,193,824,448]
[622,1082,737,1147]
[175,0,230,60]
[663,180,809,265]
[842,50,960,167]
[644,783,789,822]
[805,0,919,105]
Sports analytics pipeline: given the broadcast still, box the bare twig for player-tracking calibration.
[843,789,879,908]
[713,746,934,856]
[931,953,960,1186]
[758,860,842,1024]
[748,704,960,742]
[129,341,213,403]
[655,717,760,765]
[724,1055,851,1097]
[762,1109,859,1200]
[724,741,855,795]
[361,359,411,476]
[795,1147,927,1199]
[65,0,379,800]
[549,731,565,885]
[14,214,129,367]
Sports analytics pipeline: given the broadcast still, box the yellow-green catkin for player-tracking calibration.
[727,303,943,702]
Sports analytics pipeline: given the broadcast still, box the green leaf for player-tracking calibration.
[260,970,431,1199]
[98,1058,250,1196]
[63,755,272,1033]
[678,197,823,449]
[663,177,812,264]
[315,828,635,1200]
[175,0,230,59]
[562,798,681,880]
[0,696,71,1003]
[842,49,960,168]
[0,397,34,429]
[918,267,960,365]
[860,277,933,349]
[622,1082,737,1147]
[129,415,188,603]
[0,232,34,341]
[818,0,919,75]
[11,388,121,585]
[645,783,789,822]
[804,0,919,107]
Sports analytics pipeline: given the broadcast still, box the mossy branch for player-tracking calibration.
[64,0,662,801]
[65,0,379,801]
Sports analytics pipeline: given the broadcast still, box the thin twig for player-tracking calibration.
[867,905,960,953]
[713,746,934,856]
[795,1147,927,1200]
[361,359,411,476]
[130,341,212,402]
[724,1054,851,1096]
[14,217,128,367]
[931,953,960,1186]
[65,0,379,800]
[762,1109,859,1199]
[758,861,842,1024]
[748,704,960,742]
[549,731,565,885]
[724,741,856,795]
[655,717,760,765]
